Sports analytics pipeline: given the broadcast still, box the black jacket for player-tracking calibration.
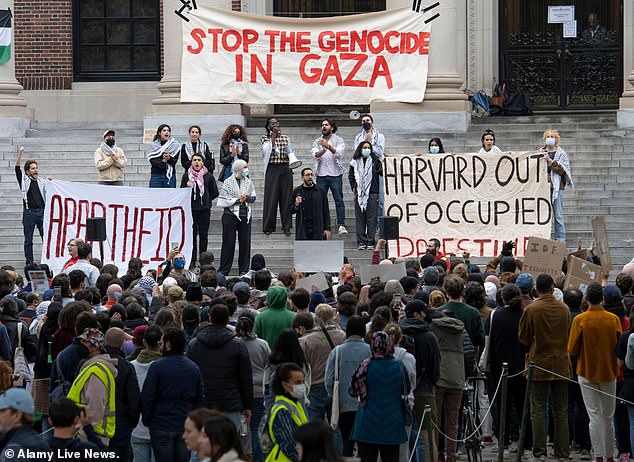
[348,154,383,195]
[0,424,50,452]
[180,141,215,173]
[105,347,141,435]
[186,323,253,412]
[1,315,36,363]
[400,318,441,396]
[218,142,249,181]
[289,184,331,240]
[180,172,219,211]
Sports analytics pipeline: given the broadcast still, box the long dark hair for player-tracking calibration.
[269,329,306,367]
[235,311,256,339]
[294,420,342,462]
[202,415,248,462]
[153,124,171,142]
[428,137,445,153]
[353,141,373,160]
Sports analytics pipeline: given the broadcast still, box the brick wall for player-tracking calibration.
[14,1,73,90]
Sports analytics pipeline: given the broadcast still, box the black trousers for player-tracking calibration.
[357,442,399,462]
[219,212,251,276]
[262,163,293,233]
[191,209,210,265]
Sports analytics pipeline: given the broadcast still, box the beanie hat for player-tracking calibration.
[423,267,440,286]
[185,283,203,302]
[384,280,405,296]
[420,253,435,269]
[500,256,517,273]
[132,325,148,347]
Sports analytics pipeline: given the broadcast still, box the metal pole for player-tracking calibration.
[425,404,434,462]
[517,363,535,462]
[498,363,509,462]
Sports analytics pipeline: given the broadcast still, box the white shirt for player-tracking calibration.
[312,133,345,177]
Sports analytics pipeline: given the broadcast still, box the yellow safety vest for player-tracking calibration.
[67,360,116,439]
[266,395,308,462]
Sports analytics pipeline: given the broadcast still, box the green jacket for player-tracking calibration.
[254,286,296,347]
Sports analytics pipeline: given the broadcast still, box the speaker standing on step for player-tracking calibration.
[86,217,107,242]
[379,216,399,241]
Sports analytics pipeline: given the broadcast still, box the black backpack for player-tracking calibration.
[504,92,532,116]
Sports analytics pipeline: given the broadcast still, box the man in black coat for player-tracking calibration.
[289,167,331,241]
[104,327,141,462]
[186,304,253,428]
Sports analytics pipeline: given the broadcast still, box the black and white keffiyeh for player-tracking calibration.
[217,175,254,222]
[146,137,180,181]
[183,140,210,161]
[100,142,117,157]
[351,157,373,211]
[20,174,46,208]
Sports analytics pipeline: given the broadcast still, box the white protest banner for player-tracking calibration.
[42,181,192,274]
[384,152,551,258]
[181,7,430,104]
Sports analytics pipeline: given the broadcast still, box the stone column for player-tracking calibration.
[617,0,634,128]
[0,0,32,136]
[145,0,245,136]
[371,0,470,133]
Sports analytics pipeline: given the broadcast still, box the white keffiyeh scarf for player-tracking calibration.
[550,146,574,200]
[146,137,180,181]
[351,157,374,211]
[183,140,209,161]
[217,175,254,222]
[100,142,117,156]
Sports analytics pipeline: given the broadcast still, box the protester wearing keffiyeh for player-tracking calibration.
[147,124,180,188]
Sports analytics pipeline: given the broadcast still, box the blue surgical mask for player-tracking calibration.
[173,259,185,269]
[545,137,556,147]
[429,145,440,154]
[243,169,249,177]
[361,148,371,158]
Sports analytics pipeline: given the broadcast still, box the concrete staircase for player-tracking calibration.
[0,112,631,278]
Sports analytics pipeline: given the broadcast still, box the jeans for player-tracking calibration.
[149,173,176,188]
[553,190,565,242]
[627,406,634,460]
[579,376,617,459]
[307,385,331,421]
[150,430,190,462]
[530,380,569,458]
[22,208,44,263]
[251,398,266,462]
[132,436,154,462]
[316,175,345,226]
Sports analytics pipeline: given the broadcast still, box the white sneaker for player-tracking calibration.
[338,226,348,234]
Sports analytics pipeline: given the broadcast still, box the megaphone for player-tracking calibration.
[287,151,302,169]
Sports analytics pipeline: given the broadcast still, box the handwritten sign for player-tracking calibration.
[522,236,566,279]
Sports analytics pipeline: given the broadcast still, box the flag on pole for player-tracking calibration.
[0,10,12,64]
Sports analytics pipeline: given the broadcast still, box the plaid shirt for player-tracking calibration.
[261,134,290,164]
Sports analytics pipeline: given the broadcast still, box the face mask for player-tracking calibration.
[243,169,249,177]
[429,145,440,154]
[77,343,90,359]
[174,259,185,269]
[232,133,241,140]
[290,384,306,399]
[105,139,115,147]
[545,137,556,147]
[361,148,371,158]
[362,121,371,131]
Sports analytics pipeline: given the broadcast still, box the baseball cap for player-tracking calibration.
[103,129,115,138]
[0,388,34,414]
[233,282,251,296]
[515,273,534,290]
[603,285,623,305]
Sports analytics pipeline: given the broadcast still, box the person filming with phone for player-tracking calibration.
[289,167,331,241]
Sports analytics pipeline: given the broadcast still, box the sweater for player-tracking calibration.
[568,305,621,383]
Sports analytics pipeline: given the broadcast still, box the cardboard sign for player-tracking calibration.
[384,152,551,258]
[522,237,566,278]
[568,249,587,261]
[295,272,329,293]
[564,256,603,292]
[591,216,612,273]
[359,262,407,284]
[143,128,155,144]
[294,240,344,273]
[28,270,49,295]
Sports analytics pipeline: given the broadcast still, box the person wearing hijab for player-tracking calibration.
[350,331,410,462]
[181,152,219,269]
[217,159,256,277]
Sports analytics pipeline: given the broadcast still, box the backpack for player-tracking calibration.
[471,90,490,117]
[258,405,275,455]
[13,323,32,382]
[504,91,532,116]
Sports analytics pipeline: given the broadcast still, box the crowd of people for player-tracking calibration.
[0,229,632,462]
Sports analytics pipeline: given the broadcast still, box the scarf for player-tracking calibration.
[100,142,117,156]
[217,174,254,222]
[146,137,180,181]
[549,146,574,200]
[188,165,208,200]
[351,331,394,406]
[183,140,209,161]
[30,301,50,336]
[20,173,46,209]
[351,156,374,211]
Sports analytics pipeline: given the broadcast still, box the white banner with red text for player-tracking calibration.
[41,181,193,274]
[181,6,431,104]
[384,152,552,258]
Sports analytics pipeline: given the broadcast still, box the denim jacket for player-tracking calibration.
[324,336,371,413]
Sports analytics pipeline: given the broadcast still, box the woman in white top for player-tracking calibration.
[478,129,502,155]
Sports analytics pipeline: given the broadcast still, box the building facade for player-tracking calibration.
[0,0,633,135]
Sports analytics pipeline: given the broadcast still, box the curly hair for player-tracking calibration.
[221,124,248,145]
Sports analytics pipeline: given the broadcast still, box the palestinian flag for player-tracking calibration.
[0,10,11,64]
